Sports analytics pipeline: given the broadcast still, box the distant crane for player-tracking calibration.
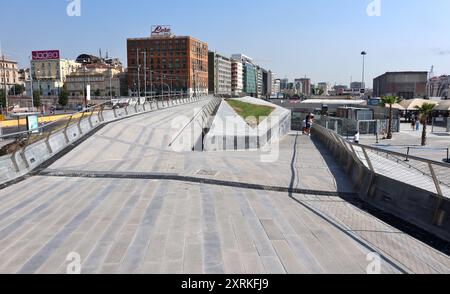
[429,65,435,80]
[427,66,435,98]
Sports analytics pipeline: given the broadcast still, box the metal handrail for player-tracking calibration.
[354,142,450,168]
[314,125,449,168]
[0,100,112,140]
[314,124,449,225]
[168,96,221,147]
[0,93,189,140]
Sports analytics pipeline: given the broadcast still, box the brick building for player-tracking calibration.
[127,32,208,97]
[373,71,428,99]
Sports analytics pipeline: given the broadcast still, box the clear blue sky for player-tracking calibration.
[1,0,450,87]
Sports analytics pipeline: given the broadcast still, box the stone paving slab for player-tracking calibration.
[0,101,448,274]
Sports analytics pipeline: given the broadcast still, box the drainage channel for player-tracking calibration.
[38,169,358,198]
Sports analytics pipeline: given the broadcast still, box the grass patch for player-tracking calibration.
[226,99,275,126]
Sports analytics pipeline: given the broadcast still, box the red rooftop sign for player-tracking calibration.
[151,25,172,37]
[32,50,60,61]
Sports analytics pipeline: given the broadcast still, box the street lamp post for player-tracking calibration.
[83,64,87,108]
[162,82,171,103]
[361,51,367,95]
[141,50,147,101]
[161,74,164,100]
[109,65,113,99]
[1,55,8,115]
[136,48,140,102]
[193,68,197,98]
[30,59,34,111]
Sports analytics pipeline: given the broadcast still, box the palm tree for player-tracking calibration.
[415,103,436,146]
[380,96,399,139]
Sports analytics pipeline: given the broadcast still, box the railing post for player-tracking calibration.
[10,150,20,172]
[19,132,32,169]
[88,107,95,128]
[429,163,443,197]
[44,129,54,154]
[99,105,105,122]
[361,146,375,172]
[428,163,445,225]
[77,112,86,135]
[63,115,74,144]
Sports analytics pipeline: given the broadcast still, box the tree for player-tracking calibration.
[58,88,69,108]
[312,87,324,96]
[9,84,25,96]
[0,89,5,109]
[415,103,436,146]
[380,95,399,140]
[94,89,101,97]
[33,90,42,109]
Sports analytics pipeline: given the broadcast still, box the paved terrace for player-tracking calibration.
[0,99,449,274]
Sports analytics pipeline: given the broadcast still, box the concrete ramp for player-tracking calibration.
[204,97,291,151]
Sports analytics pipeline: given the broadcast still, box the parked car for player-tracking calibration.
[113,102,129,109]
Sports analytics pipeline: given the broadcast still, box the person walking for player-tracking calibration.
[354,131,360,144]
[303,114,310,135]
[411,119,416,131]
[306,114,314,136]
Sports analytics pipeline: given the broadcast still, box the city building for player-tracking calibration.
[280,78,289,90]
[65,63,121,98]
[0,56,19,93]
[331,84,349,96]
[231,59,244,96]
[127,29,209,96]
[232,54,257,96]
[350,81,365,91]
[76,53,123,70]
[243,62,257,96]
[317,82,331,96]
[231,59,243,96]
[119,70,129,97]
[295,78,311,96]
[428,75,450,99]
[373,71,428,99]
[256,66,264,98]
[272,78,281,97]
[18,69,30,88]
[208,51,232,96]
[294,79,303,95]
[28,50,80,96]
[266,71,274,97]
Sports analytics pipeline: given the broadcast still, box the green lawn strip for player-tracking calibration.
[226,99,275,126]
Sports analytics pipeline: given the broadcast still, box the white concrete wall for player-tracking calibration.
[204,97,291,151]
[0,96,207,186]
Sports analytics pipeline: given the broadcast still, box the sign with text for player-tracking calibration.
[27,114,39,133]
[151,25,172,37]
[87,85,91,101]
[32,50,60,61]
